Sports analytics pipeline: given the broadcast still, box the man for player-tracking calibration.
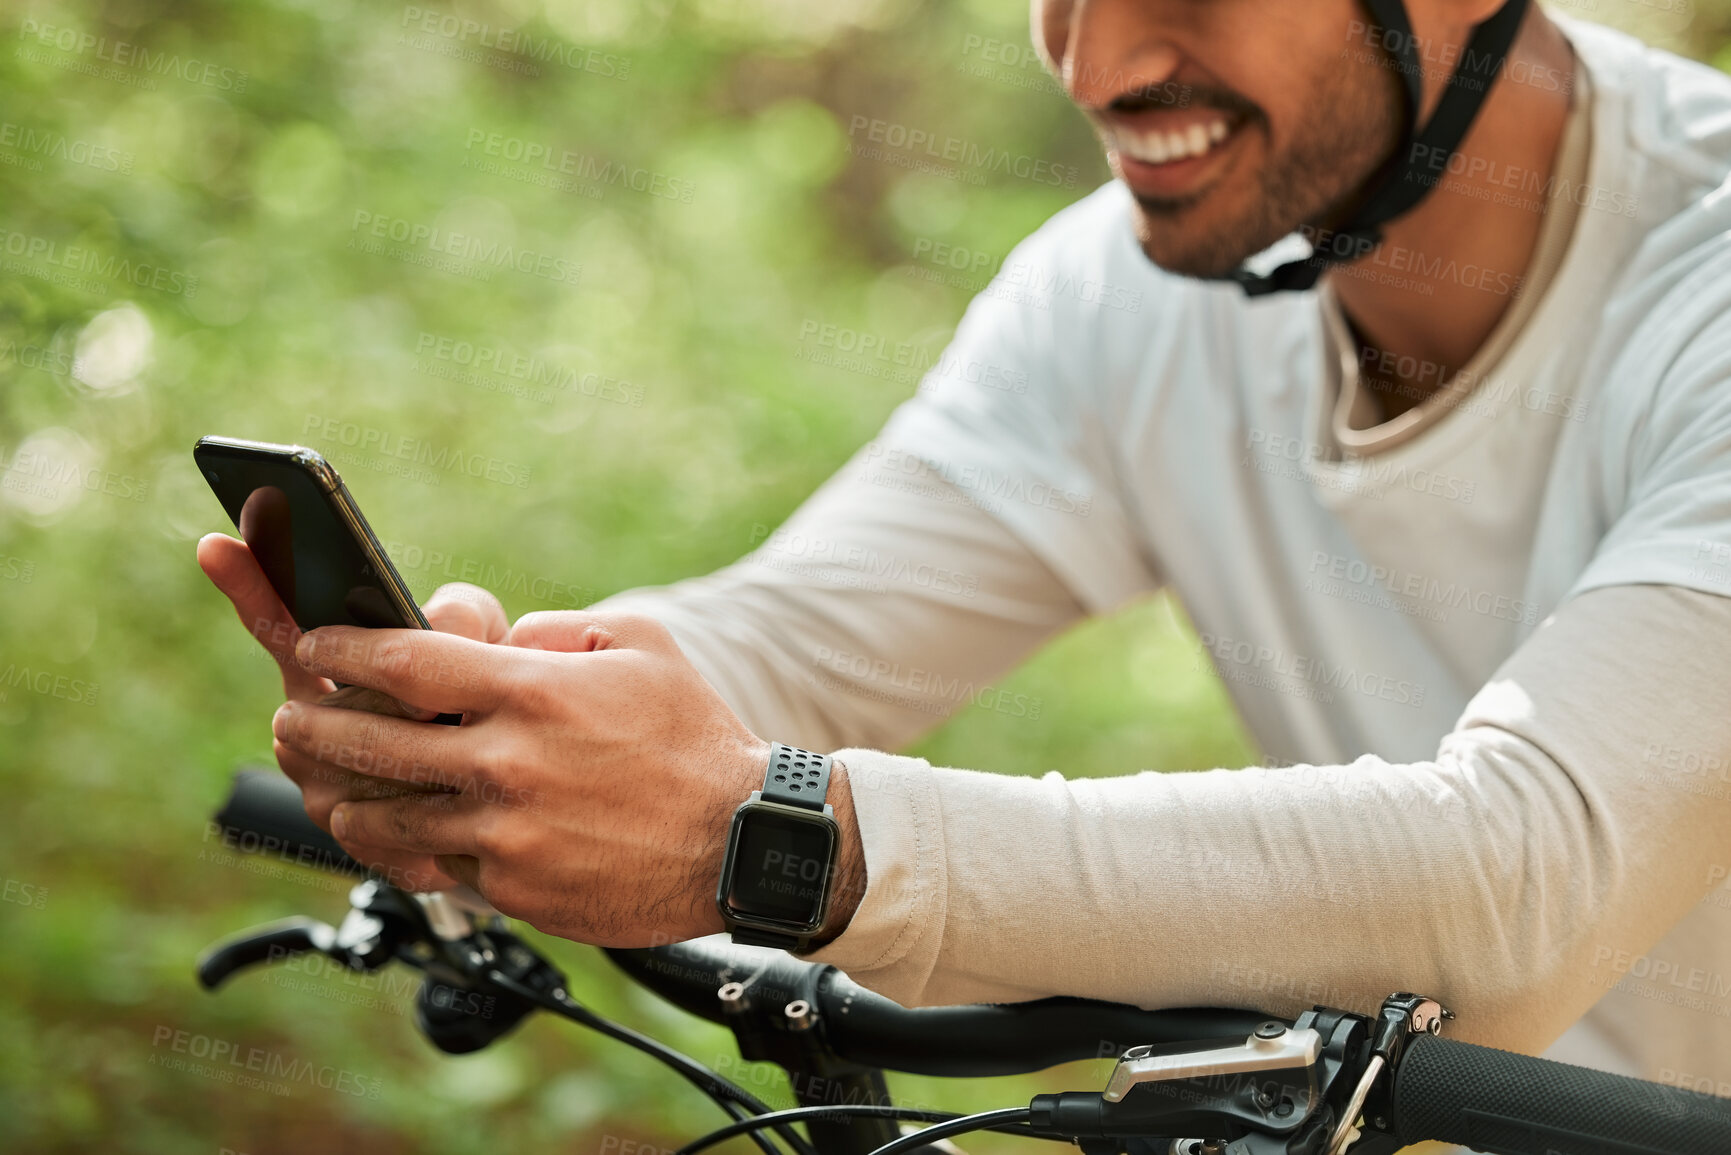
[201,0,1731,1102]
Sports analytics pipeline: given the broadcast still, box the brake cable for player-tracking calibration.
[676,1103,1071,1155]
[864,1108,1038,1155]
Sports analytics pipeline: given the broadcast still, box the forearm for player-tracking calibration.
[595,445,1086,753]
[807,584,1731,1054]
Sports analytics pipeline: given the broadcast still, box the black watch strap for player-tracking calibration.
[761,743,831,809]
[730,925,807,950]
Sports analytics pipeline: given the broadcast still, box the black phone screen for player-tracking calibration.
[196,441,422,633]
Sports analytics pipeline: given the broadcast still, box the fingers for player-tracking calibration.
[508,609,675,654]
[425,583,508,643]
[318,683,439,724]
[293,626,507,714]
[273,745,460,892]
[332,792,484,858]
[434,855,483,892]
[273,699,471,788]
[198,532,333,702]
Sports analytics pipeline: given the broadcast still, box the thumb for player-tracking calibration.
[507,610,673,654]
[424,583,508,642]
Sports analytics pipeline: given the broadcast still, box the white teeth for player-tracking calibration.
[1114,117,1233,166]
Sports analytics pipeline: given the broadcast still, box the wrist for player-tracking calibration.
[809,757,865,949]
[695,737,774,936]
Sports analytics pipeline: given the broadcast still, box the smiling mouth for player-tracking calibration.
[1105,113,1239,167]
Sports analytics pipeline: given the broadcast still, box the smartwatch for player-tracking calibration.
[715,743,839,952]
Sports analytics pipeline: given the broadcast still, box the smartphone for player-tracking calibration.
[195,435,460,721]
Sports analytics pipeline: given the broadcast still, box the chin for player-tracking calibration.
[1131,214,1251,281]
[1128,196,1295,283]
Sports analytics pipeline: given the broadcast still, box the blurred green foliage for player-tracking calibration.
[1,0,1727,1152]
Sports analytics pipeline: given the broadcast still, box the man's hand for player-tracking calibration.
[197,532,507,891]
[269,609,864,947]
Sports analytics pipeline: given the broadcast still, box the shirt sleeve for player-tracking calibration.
[806,582,1731,1056]
[592,445,1087,754]
[1569,238,1731,598]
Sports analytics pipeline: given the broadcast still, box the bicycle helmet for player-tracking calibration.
[1228,0,1533,296]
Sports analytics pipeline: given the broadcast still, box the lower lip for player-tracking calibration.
[1116,129,1239,199]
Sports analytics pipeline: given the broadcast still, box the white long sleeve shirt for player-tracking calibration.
[598,15,1731,1094]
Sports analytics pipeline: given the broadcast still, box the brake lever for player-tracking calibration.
[1026,994,1458,1155]
[196,916,338,989]
[195,879,454,992]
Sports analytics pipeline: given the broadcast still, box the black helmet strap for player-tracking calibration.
[1224,0,1532,297]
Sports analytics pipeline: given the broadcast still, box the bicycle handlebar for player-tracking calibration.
[208,768,1731,1155]
[1391,1032,1731,1153]
[609,937,1269,1078]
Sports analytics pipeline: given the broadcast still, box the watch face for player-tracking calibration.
[724,804,837,928]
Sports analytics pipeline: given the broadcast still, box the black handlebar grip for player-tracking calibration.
[1390,1032,1731,1154]
[212,766,363,875]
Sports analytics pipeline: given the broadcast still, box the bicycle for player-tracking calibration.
[199,767,1731,1155]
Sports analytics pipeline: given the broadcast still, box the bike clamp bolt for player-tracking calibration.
[784,999,818,1031]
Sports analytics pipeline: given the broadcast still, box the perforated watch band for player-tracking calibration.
[760,743,831,810]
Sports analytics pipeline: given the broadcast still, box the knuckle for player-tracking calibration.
[467,741,509,787]
[472,814,520,862]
